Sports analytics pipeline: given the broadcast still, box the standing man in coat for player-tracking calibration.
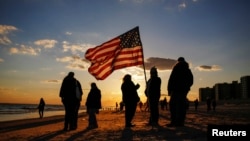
[145,67,161,126]
[59,72,83,131]
[167,57,193,127]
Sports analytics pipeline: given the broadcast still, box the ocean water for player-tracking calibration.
[0,103,86,122]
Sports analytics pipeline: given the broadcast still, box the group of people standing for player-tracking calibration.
[121,57,193,128]
[59,72,101,131]
[58,56,193,131]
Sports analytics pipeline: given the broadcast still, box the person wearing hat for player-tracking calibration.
[145,66,161,126]
[167,57,193,127]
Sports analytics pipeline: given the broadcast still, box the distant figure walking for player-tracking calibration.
[86,83,102,129]
[212,99,216,111]
[145,67,161,126]
[139,101,143,112]
[194,98,199,111]
[121,74,140,128]
[163,97,168,110]
[38,98,45,118]
[167,57,193,127]
[206,97,211,112]
[119,101,124,111]
[59,72,83,131]
[116,102,118,111]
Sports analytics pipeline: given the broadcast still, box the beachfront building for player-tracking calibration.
[214,83,233,100]
[199,87,214,101]
[241,76,250,99]
[199,75,248,101]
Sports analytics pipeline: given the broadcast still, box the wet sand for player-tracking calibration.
[0,100,250,141]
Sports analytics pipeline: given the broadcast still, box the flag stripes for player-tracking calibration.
[85,27,143,80]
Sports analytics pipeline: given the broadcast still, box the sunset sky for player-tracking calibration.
[0,0,249,106]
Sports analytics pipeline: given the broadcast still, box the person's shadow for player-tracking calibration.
[64,128,91,141]
[30,130,65,141]
[120,128,133,141]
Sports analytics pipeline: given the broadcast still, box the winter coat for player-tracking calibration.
[86,88,102,109]
[168,61,193,93]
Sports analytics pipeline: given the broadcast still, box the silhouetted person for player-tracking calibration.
[139,101,143,112]
[167,57,193,127]
[38,98,45,118]
[86,83,101,129]
[144,99,150,112]
[194,99,199,111]
[206,97,211,112]
[212,99,216,111]
[119,101,124,111]
[160,100,164,110]
[145,67,161,126]
[59,72,83,131]
[121,74,140,128]
[163,97,168,110]
[116,102,118,111]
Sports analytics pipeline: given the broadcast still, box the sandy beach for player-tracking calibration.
[0,100,250,141]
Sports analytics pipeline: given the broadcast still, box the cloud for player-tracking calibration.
[41,80,61,84]
[0,58,4,63]
[62,41,93,53]
[178,2,186,9]
[34,39,58,49]
[9,45,41,55]
[0,25,18,45]
[65,32,72,35]
[196,65,222,71]
[56,55,90,70]
[0,36,12,45]
[0,25,18,35]
[56,56,73,62]
[120,66,145,81]
[143,57,177,70]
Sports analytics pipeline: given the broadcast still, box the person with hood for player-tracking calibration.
[167,57,193,127]
[59,72,83,131]
[145,67,161,126]
[121,74,140,128]
[85,83,102,129]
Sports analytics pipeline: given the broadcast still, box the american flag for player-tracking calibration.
[85,26,144,80]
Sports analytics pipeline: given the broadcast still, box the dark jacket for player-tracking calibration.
[86,88,102,109]
[59,76,83,101]
[168,61,193,93]
[121,81,140,104]
[146,76,161,101]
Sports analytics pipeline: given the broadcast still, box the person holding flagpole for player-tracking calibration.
[145,67,161,126]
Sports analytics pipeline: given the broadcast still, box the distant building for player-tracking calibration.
[214,83,231,100]
[241,76,250,99]
[231,81,241,99]
[199,87,214,101]
[199,75,249,101]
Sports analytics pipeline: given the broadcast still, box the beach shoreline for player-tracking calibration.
[0,101,250,141]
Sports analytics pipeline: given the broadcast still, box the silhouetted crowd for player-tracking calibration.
[58,57,194,130]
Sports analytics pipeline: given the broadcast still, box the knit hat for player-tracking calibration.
[178,57,185,62]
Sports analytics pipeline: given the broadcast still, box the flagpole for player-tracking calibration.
[137,26,147,85]
[138,27,154,128]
